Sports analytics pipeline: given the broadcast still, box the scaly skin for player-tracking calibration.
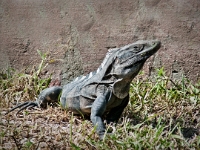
[6,40,161,139]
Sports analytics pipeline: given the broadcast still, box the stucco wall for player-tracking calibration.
[0,0,199,84]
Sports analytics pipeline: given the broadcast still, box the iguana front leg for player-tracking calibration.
[105,95,129,124]
[90,90,110,139]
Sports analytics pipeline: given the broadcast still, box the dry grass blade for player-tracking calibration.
[0,65,199,149]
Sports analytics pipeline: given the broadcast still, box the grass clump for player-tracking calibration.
[0,50,51,109]
[0,64,199,149]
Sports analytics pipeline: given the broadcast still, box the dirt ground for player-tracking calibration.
[0,0,200,149]
[0,0,199,84]
[1,107,96,149]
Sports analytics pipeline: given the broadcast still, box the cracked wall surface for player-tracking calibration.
[0,0,199,83]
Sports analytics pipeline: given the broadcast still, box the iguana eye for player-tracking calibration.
[133,44,144,52]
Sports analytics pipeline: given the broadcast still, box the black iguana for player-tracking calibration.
[6,40,161,139]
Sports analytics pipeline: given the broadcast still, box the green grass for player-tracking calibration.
[0,56,199,149]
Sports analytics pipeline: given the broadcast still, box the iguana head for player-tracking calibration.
[107,40,161,79]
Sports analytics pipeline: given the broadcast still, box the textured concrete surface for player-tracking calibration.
[0,0,199,83]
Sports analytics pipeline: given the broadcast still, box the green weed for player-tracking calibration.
[0,50,51,109]
[0,66,199,149]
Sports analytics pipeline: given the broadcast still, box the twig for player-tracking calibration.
[11,135,21,150]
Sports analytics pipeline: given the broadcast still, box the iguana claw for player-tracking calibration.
[5,101,38,115]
